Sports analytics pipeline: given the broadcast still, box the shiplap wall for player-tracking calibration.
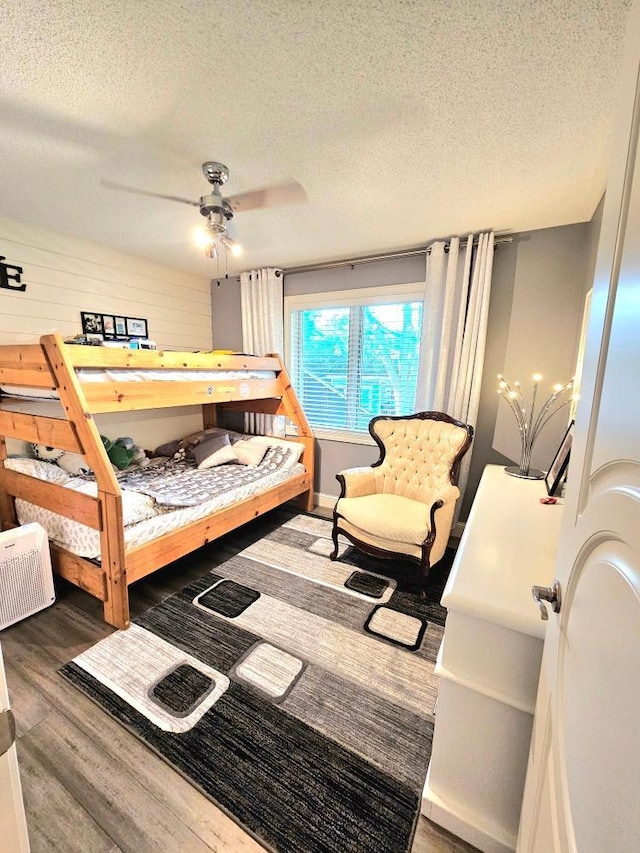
[0,215,213,451]
[0,216,212,348]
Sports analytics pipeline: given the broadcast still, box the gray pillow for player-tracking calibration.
[154,428,244,459]
[192,434,239,469]
[154,439,181,458]
[199,428,244,445]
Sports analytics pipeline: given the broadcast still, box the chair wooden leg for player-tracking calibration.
[329,524,339,561]
[419,556,431,599]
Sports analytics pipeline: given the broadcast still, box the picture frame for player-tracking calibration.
[114,316,127,337]
[102,314,116,338]
[545,420,574,496]
[126,316,148,338]
[81,312,104,336]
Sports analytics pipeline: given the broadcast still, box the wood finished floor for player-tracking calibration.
[2,513,477,853]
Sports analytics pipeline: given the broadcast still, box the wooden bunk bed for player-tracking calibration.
[0,334,314,629]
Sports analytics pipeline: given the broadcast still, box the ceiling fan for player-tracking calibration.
[101,161,306,259]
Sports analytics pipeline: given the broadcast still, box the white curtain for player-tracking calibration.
[240,267,285,436]
[415,232,495,497]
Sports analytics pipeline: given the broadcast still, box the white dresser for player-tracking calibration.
[421,465,564,853]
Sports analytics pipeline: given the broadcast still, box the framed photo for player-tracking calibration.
[102,315,116,338]
[126,316,148,338]
[114,316,127,337]
[81,312,104,336]
[545,420,574,496]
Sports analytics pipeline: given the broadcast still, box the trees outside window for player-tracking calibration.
[286,284,423,438]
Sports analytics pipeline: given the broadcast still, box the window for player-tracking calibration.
[285,284,424,440]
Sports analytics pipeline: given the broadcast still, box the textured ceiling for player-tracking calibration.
[0,0,632,277]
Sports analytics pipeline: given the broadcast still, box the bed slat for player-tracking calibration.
[0,411,82,453]
[0,345,53,388]
[0,368,57,389]
[0,345,50,369]
[0,468,102,528]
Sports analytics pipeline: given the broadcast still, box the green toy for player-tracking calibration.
[101,435,136,470]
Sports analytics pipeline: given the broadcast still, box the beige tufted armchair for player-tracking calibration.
[330,412,473,592]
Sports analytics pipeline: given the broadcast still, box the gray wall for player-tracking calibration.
[211,223,593,520]
[582,195,605,295]
[492,224,589,477]
[210,256,426,350]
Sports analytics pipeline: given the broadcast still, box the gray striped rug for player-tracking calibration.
[61,509,454,853]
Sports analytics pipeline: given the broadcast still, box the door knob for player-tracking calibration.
[531,580,562,621]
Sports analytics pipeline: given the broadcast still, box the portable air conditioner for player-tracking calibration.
[0,523,55,630]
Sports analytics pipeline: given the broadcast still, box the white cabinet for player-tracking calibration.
[421,465,563,853]
[0,644,30,852]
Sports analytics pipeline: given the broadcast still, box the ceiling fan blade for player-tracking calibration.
[100,178,200,207]
[225,180,307,212]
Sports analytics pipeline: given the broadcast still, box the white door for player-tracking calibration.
[517,3,640,851]
[0,644,30,853]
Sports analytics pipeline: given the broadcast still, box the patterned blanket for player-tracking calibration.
[117,446,296,508]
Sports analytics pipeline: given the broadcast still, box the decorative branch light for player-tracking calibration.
[497,373,574,479]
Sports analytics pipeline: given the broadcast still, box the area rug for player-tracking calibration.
[60,510,453,853]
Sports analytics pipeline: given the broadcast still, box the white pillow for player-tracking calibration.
[4,457,70,484]
[246,436,306,464]
[232,440,269,467]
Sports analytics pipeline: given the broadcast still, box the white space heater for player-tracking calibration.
[0,523,55,630]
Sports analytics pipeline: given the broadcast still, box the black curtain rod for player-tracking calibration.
[213,235,512,284]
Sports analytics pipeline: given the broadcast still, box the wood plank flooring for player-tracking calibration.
[1,511,477,853]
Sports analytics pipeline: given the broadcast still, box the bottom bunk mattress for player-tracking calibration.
[6,438,306,560]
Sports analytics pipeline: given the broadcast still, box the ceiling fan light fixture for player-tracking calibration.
[194,226,242,259]
[193,226,214,250]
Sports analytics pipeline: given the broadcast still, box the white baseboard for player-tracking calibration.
[314,491,337,509]
[422,768,515,853]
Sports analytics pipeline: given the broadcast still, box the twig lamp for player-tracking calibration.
[497,373,573,479]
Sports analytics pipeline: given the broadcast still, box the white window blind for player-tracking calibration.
[286,284,424,438]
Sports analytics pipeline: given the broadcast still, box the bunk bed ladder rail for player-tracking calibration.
[39,335,128,628]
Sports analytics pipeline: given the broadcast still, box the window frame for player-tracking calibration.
[284,282,425,443]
